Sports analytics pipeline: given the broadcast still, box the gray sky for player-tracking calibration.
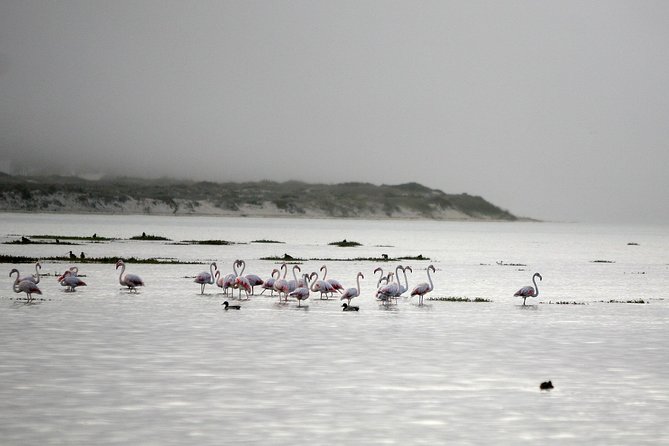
[1,1,668,223]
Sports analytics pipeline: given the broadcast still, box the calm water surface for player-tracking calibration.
[1,213,668,445]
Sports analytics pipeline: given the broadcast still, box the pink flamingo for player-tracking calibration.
[514,273,542,305]
[310,271,336,299]
[340,272,364,305]
[260,269,280,295]
[194,262,217,294]
[411,265,435,306]
[289,273,312,307]
[237,259,263,294]
[115,259,144,292]
[321,265,344,295]
[273,263,290,301]
[59,270,87,292]
[10,269,41,301]
[219,260,241,296]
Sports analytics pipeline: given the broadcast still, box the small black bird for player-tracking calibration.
[540,380,554,390]
[222,301,241,310]
[342,303,359,311]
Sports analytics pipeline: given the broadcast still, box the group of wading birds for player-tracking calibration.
[8,258,544,310]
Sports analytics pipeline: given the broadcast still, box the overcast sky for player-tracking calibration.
[1,1,668,223]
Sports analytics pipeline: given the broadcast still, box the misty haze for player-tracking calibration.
[1,2,668,223]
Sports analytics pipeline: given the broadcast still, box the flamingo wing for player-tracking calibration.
[514,286,535,297]
[125,274,144,287]
[18,280,41,295]
[340,287,359,300]
[245,274,264,286]
[194,272,212,284]
[411,282,430,296]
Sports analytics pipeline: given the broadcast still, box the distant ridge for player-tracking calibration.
[0,175,519,221]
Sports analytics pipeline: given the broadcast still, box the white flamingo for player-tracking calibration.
[340,272,364,305]
[10,269,41,301]
[115,259,144,292]
[194,262,217,294]
[411,265,435,305]
[514,272,542,305]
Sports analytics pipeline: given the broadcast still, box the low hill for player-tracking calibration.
[0,175,519,221]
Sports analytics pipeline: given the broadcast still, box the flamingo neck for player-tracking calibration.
[321,266,328,280]
[427,267,434,291]
[310,272,319,291]
[237,260,246,276]
[395,266,402,283]
[375,268,383,287]
[356,273,362,293]
[118,263,126,285]
[209,263,217,283]
[533,274,540,297]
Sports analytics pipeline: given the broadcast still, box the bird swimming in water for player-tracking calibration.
[222,301,241,310]
[540,380,554,390]
[341,303,359,311]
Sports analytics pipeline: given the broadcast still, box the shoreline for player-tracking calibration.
[0,209,537,223]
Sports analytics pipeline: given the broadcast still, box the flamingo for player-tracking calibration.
[376,265,403,301]
[287,265,301,293]
[58,270,87,292]
[340,272,364,305]
[10,269,41,301]
[115,259,144,292]
[273,263,290,301]
[514,272,542,306]
[411,264,435,305]
[289,273,312,307]
[219,260,241,296]
[194,262,217,294]
[321,265,344,295]
[235,275,252,300]
[398,265,412,296]
[260,269,280,295]
[310,271,336,299]
[341,303,360,311]
[235,259,263,294]
[17,262,42,284]
[245,274,264,294]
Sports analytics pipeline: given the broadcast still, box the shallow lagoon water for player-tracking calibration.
[1,213,668,445]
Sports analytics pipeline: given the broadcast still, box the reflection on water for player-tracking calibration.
[1,214,668,445]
